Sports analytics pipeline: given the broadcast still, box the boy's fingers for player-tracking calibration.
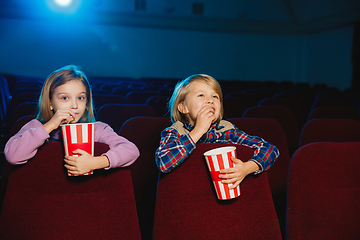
[229,181,240,189]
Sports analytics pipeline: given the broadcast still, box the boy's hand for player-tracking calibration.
[218,156,260,189]
[190,105,215,142]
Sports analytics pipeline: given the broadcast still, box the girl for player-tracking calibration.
[5,65,139,175]
[155,74,279,189]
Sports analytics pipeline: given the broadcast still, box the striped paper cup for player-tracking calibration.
[61,123,95,176]
[203,146,240,200]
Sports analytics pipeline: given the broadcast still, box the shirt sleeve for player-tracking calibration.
[155,127,196,173]
[4,119,50,165]
[229,124,280,174]
[94,122,140,169]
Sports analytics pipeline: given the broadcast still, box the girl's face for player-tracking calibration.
[50,80,87,124]
[178,81,221,126]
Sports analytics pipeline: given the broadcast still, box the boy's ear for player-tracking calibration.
[177,101,189,114]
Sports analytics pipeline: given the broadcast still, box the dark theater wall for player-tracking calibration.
[0,15,354,90]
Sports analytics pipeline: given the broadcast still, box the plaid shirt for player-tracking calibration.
[155,120,279,173]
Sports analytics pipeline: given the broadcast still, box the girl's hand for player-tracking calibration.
[64,149,110,175]
[218,156,260,189]
[43,108,76,133]
[189,105,215,142]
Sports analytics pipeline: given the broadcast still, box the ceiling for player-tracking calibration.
[0,0,360,34]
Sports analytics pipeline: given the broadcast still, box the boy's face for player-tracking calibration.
[178,81,221,126]
[50,80,87,124]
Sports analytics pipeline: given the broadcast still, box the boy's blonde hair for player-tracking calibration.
[168,74,224,124]
[36,65,95,123]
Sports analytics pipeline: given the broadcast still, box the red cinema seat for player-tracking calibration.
[223,98,248,119]
[286,142,360,240]
[96,103,156,133]
[1,115,37,199]
[145,95,170,117]
[92,94,127,110]
[228,118,290,195]
[243,106,300,155]
[299,119,360,146]
[311,98,352,108]
[153,143,282,240]
[0,142,141,240]
[259,97,305,129]
[308,106,359,121]
[228,118,290,237]
[126,90,158,104]
[9,102,38,129]
[120,117,172,240]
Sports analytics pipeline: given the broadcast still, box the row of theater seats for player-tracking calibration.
[4,110,359,239]
[1,116,359,239]
[1,75,360,239]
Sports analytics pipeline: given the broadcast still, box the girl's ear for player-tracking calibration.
[177,101,189,114]
[49,103,53,111]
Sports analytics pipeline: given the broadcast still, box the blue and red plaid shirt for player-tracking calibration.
[155,120,279,173]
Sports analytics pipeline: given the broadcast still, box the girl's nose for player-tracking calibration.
[70,99,78,109]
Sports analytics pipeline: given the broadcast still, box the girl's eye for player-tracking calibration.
[78,96,85,100]
[61,96,68,100]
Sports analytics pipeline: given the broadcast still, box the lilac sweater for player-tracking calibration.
[5,119,140,169]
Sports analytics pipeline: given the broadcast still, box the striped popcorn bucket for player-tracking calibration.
[203,146,241,200]
[61,123,95,176]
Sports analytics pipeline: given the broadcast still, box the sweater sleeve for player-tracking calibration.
[94,122,140,169]
[155,127,196,173]
[4,119,50,165]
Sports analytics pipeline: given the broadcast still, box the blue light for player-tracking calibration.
[46,0,81,14]
[55,0,72,7]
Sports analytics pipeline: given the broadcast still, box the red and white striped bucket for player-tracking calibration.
[61,123,95,176]
[203,146,240,200]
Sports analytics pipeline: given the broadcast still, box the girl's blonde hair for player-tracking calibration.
[168,74,224,124]
[36,65,95,123]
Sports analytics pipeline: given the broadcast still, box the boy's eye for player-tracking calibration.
[213,95,219,99]
[198,94,204,97]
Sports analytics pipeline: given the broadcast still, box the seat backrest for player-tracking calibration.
[9,92,40,111]
[228,118,290,237]
[153,143,282,240]
[223,98,248,119]
[96,103,156,133]
[0,142,141,240]
[228,118,290,196]
[311,98,352,108]
[299,118,360,146]
[9,102,38,128]
[145,95,170,117]
[243,106,300,155]
[126,90,158,104]
[1,115,37,192]
[92,94,127,110]
[308,106,360,121]
[286,142,360,240]
[259,97,305,129]
[0,76,11,121]
[120,117,172,240]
